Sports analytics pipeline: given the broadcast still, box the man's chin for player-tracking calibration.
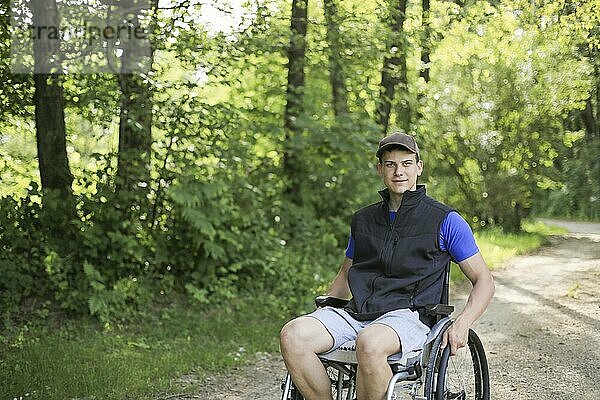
[389,187,408,195]
[389,185,415,195]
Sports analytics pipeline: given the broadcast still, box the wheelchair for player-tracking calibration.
[280,269,490,400]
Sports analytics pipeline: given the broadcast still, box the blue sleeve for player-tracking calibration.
[439,211,479,262]
[345,234,355,259]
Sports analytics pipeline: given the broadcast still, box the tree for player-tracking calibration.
[415,0,431,124]
[30,0,75,225]
[115,1,156,203]
[323,0,348,117]
[0,0,32,121]
[422,1,593,230]
[419,0,431,85]
[538,0,600,220]
[283,0,309,202]
[376,0,409,134]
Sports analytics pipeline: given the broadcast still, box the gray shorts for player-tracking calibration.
[306,307,430,356]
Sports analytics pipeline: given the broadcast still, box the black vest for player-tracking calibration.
[346,185,453,322]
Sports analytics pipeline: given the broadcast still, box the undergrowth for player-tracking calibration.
[0,219,563,400]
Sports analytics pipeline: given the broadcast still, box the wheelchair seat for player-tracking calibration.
[319,339,421,366]
[318,311,451,367]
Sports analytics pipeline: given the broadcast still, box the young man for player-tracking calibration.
[280,132,495,400]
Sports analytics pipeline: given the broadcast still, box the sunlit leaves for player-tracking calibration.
[1,0,598,318]
[422,0,595,229]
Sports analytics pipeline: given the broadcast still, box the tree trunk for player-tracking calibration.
[116,6,154,204]
[376,0,409,135]
[323,0,348,117]
[31,0,74,222]
[117,74,152,194]
[581,97,597,142]
[416,0,431,124]
[283,0,308,202]
[419,0,431,85]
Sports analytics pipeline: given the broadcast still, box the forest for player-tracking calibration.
[0,0,598,324]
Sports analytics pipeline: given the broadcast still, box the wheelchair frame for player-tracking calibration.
[280,265,490,400]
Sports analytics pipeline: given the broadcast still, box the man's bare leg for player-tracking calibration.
[280,317,335,400]
[355,324,401,400]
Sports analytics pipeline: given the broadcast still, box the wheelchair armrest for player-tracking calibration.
[424,304,454,317]
[315,296,349,309]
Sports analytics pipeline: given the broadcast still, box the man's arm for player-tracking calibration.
[326,256,353,299]
[442,252,495,355]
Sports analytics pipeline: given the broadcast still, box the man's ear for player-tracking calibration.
[417,160,424,176]
[377,162,383,177]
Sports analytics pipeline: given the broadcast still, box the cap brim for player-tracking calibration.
[376,143,417,158]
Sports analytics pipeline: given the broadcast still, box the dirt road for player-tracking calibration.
[473,220,600,399]
[193,220,600,400]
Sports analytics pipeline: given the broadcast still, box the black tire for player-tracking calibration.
[424,326,489,400]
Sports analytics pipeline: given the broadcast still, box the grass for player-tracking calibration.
[478,219,567,267]
[1,219,567,400]
[0,300,290,400]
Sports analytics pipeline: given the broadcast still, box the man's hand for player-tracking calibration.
[440,318,470,356]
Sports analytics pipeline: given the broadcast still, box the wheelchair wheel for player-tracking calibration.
[424,328,489,400]
[325,363,356,400]
[289,384,304,400]
[281,372,304,400]
[283,364,356,400]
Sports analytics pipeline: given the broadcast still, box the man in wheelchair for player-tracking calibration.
[280,132,495,400]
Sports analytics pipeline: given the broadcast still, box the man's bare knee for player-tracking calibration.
[280,317,332,358]
[280,319,305,355]
[280,317,335,400]
[356,324,400,363]
[356,331,385,363]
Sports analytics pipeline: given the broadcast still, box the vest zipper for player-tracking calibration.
[369,206,395,311]
[383,210,399,276]
[361,276,377,313]
[409,281,420,309]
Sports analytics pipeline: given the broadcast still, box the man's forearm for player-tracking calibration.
[326,257,353,299]
[456,273,495,326]
[456,252,495,326]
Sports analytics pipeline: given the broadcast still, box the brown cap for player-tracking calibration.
[376,132,420,158]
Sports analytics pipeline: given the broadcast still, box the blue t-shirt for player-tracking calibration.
[345,211,478,263]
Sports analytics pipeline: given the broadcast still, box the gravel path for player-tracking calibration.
[469,227,600,399]
[184,221,600,400]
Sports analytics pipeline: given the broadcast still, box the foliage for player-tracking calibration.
[421,1,594,231]
[0,0,598,323]
[528,0,600,221]
[0,225,555,400]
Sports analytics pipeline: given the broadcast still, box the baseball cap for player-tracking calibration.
[376,132,420,158]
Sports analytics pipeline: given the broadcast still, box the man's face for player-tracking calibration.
[377,149,423,196]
